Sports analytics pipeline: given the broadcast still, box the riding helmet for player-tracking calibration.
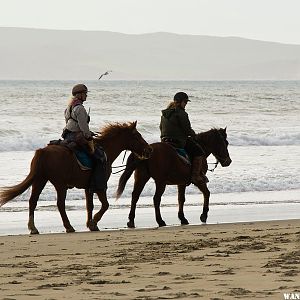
[72,84,89,96]
[174,92,190,102]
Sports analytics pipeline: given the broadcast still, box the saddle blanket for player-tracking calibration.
[74,149,92,170]
[176,148,191,164]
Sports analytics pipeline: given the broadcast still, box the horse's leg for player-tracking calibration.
[198,183,210,223]
[85,190,99,231]
[55,186,75,233]
[92,190,109,227]
[128,170,150,228]
[153,182,167,227]
[177,185,189,225]
[28,178,47,234]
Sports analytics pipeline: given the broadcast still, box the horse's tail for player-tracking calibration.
[0,149,44,206]
[116,153,141,199]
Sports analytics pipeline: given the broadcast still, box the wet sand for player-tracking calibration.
[1,189,300,236]
[0,219,299,299]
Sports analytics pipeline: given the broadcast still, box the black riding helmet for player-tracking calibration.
[174,92,190,102]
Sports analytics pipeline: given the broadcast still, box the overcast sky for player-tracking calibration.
[1,0,300,44]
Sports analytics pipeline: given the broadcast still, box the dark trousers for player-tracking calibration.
[89,147,107,192]
[64,131,107,192]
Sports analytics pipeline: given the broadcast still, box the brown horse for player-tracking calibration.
[116,128,232,228]
[0,121,152,234]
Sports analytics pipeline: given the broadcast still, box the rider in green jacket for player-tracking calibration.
[160,92,208,185]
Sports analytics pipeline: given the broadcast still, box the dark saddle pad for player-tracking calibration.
[74,149,93,169]
[175,148,191,164]
[162,138,191,164]
[48,139,93,169]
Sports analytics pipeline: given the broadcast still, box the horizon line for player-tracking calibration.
[1,26,300,46]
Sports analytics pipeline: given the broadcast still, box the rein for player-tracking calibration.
[208,160,219,172]
[111,167,126,174]
[111,150,128,174]
[195,136,219,172]
[93,136,126,175]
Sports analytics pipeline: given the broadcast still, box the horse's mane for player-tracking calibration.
[195,128,220,143]
[94,122,135,142]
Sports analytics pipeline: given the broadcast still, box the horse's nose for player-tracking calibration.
[224,157,232,167]
[220,157,232,167]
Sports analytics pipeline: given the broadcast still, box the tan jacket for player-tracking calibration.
[64,103,92,139]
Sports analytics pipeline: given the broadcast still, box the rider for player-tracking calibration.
[62,83,107,192]
[160,91,208,185]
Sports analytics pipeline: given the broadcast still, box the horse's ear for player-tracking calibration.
[132,121,137,128]
[224,126,227,132]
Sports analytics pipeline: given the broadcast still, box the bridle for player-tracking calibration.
[208,130,230,172]
[208,154,231,172]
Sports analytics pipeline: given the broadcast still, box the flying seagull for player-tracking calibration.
[98,70,112,80]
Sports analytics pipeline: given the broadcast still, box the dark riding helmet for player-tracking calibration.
[174,91,190,103]
[72,84,89,96]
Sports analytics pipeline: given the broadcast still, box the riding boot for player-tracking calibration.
[191,156,209,185]
[89,148,107,193]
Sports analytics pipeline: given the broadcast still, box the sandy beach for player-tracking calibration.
[0,219,299,299]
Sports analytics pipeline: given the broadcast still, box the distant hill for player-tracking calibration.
[1,27,300,80]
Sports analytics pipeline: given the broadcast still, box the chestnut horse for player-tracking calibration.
[0,121,152,234]
[116,128,232,228]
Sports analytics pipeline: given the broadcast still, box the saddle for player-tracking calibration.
[48,139,93,170]
[161,138,191,165]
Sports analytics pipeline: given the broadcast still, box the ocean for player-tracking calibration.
[0,80,299,235]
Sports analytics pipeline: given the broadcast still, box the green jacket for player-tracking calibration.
[160,105,196,148]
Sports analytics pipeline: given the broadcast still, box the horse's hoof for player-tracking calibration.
[178,213,189,225]
[181,218,189,225]
[158,221,167,227]
[90,225,100,232]
[90,224,100,231]
[87,220,100,231]
[200,214,207,223]
[88,224,100,231]
[127,221,135,228]
[30,229,39,235]
[66,227,75,233]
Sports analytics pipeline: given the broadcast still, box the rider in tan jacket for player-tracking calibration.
[63,84,93,143]
[63,84,107,193]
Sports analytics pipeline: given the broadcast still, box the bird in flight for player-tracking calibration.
[98,70,112,80]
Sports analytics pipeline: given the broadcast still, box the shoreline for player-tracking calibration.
[1,205,300,237]
[0,219,299,299]
[0,189,299,236]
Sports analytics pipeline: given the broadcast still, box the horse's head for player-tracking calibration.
[126,121,153,160]
[212,127,232,167]
[197,128,232,167]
